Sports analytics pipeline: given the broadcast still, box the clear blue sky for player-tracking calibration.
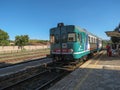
[0,0,120,40]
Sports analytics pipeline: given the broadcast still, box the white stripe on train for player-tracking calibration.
[52,50,90,54]
[73,50,90,54]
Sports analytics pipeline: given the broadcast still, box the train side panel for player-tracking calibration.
[88,35,98,53]
[72,27,90,60]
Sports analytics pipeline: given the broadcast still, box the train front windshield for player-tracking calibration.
[50,33,76,44]
[68,33,76,42]
[50,35,55,44]
[62,33,67,43]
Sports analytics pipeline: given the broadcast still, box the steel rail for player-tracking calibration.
[35,71,69,90]
[1,70,49,90]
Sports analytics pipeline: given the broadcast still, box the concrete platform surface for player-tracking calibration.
[49,51,120,90]
[0,58,52,76]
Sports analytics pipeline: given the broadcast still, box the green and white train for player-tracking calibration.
[50,23,102,61]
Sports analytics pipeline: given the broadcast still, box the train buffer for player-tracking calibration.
[49,50,120,90]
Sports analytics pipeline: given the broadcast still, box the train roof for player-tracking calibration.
[75,26,102,39]
[50,25,74,30]
[50,24,102,40]
[105,31,120,37]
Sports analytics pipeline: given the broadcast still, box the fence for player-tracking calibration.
[0,45,49,54]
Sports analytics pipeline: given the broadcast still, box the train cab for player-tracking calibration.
[50,23,75,60]
[50,23,102,61]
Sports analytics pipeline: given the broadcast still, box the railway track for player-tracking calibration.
[0,49,50,68]
[0,56,48,69]
[0,51,49,61]
[0,61,87,90]
[1,51,104,90]
[2,67,70,90]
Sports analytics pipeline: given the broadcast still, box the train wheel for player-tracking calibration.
[79,57,85,62]
[78,58,82,62]
[52,57,56,63]
[88,53,93,59]
[83,56,88,61]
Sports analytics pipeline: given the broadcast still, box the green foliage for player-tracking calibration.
[0,29,9,46]
[102,40,112,47]
[15,35,29,49]
[29,39,49,45]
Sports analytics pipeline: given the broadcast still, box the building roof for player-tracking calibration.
[105,31,120,37]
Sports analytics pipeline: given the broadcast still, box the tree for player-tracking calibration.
[0,29,9,46]
[15,35,29,49]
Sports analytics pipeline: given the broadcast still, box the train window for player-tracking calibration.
[92,37,94,43]
[50,35,55,44]
[90,37,91,43]
[78,33,82,43]
[93,38,94,43]
[68,33,76,42]
[62,33,67,42]
[90,37,92,43]
[88,36,90,42]
[95,38,96,43]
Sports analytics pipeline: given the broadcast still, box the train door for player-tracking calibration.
[60,27,67,54]
[78,33,83,52]
[57,24,68,59]
[85,34,88,50]
[81,32,86,51]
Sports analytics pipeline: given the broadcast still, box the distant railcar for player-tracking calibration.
[50,23,102,61]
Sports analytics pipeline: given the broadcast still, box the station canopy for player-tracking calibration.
[105,31,120,37]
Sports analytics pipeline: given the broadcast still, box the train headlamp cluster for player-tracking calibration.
[68,49,73,53]
[57,23,64,27]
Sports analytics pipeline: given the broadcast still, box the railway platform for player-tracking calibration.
[49,50,120,90]
[0,58,52,77]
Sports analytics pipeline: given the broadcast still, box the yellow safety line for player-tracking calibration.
[74,51,104,90]
[94,57,100,65]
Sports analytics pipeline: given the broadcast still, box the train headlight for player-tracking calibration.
[68,49,73,53]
